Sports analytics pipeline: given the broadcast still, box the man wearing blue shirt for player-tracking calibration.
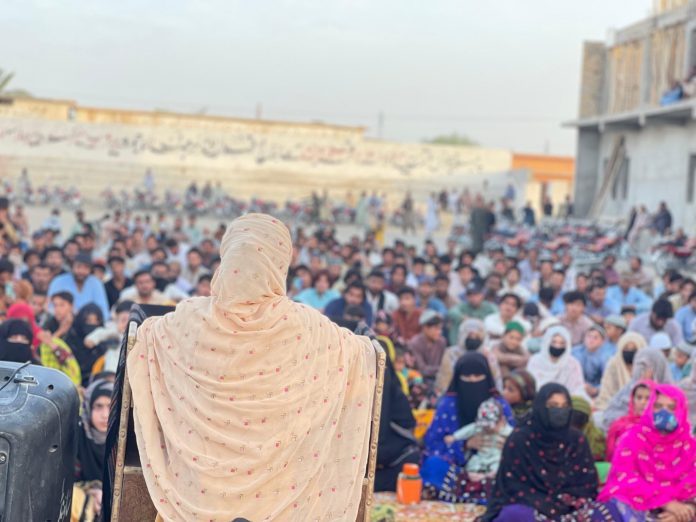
[603,315,627,354]
[548,269,567,316]
[606,272,653,314]
[416,277,448,316]
[572,325,613,399]
[48,253,110,318]
[294,270,340,312]
[675,291,696,341]
[585,281,614,323]
[324,281,373,326]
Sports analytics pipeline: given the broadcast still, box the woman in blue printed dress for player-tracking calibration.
[421,352,513,503]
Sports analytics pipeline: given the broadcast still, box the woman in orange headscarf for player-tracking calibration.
[128,213,377,522]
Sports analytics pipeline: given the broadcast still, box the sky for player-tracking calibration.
[2,0,654,156]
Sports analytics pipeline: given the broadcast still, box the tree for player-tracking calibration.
[0,69,32,98]
[423,132,478,147]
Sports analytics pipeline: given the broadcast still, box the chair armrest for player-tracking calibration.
[356,339,386,522]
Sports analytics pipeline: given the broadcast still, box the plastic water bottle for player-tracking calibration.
[396,463,422,505]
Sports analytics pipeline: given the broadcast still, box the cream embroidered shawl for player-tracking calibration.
[128,214,376,521]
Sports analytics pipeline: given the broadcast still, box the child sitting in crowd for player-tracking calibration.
[444,398,512,481]
[670,341,694,381]
[85,300,134,376]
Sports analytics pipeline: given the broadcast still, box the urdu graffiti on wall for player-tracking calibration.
[0,119,505,178]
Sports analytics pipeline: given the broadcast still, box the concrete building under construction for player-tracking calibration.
[569,0,696,227]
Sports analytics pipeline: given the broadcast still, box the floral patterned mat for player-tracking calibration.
[371,492,485,521]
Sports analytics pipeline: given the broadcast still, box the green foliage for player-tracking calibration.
[0,69,32,98]
[423,132,478,147]
[0,69,14,92]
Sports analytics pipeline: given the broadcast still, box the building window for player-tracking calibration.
[688,154,696,203]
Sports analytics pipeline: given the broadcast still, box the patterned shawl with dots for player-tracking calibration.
[127,213,376,522]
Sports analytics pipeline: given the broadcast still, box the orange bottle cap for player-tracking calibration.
[402,463,420,476]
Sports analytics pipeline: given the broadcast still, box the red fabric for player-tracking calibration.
[6,302,41,350]
[392,309,422,342]
[605,380,653,461]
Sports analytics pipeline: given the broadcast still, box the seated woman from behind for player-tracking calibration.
[599,385,696,522]
[481,383,604,521]
[127,214,377,521]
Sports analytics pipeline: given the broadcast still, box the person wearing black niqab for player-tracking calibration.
[0,319,34,363]
[65,303,105,385]
[421,352,514,503]
[480,383,614,521]
[450,352,498,428]
[374,348,420,492]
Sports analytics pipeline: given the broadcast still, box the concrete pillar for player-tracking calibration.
[579,42,607,118]
[641,35,652,106]
[574,128,602,217]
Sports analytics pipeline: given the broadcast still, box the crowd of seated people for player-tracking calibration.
[288,227,696,520]
[3,189,696,520]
